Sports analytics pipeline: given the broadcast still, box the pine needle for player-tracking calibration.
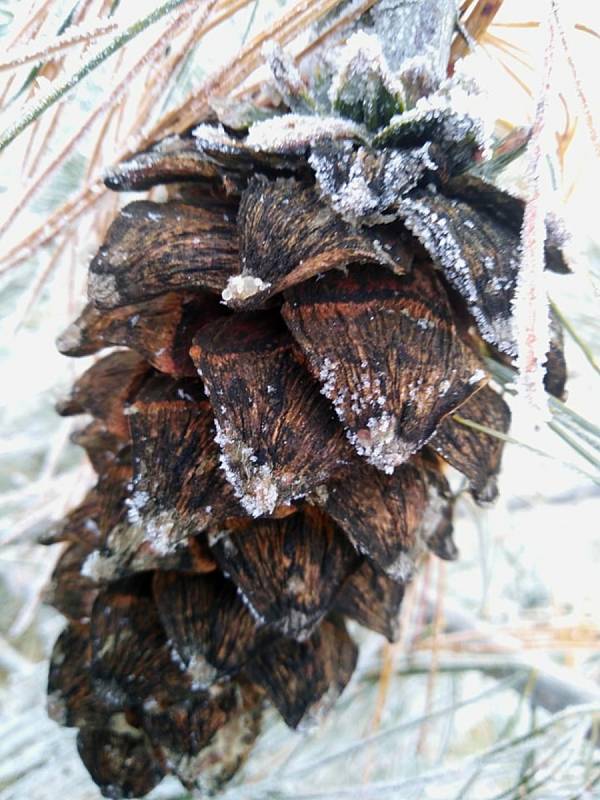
[549,298,600,377]
[0,0,203,151]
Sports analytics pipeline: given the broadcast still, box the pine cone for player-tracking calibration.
[45,32,569,799]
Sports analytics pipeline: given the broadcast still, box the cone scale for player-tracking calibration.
[45,8,569,798]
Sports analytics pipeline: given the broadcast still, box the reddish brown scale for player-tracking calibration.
[56,350,150,439]
[57,293,224,378]
[282,265,487,473]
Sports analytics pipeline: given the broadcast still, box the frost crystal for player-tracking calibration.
[329,31,404,130]
[221,274,271,305]
[245,114,365,153]
[262,41,313,112]
[397,194,517,354]
[309,142,437,225]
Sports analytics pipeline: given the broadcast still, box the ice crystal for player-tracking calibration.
[245,114,365,153]
[329,31,404,131]
[262,41,313,113]
[221,275,271,305]
[397,194,516,354]
[309,142,437,225]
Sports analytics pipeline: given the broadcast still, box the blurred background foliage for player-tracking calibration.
[0,0,599,797]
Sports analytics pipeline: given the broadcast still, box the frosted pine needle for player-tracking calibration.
[511,10,556,433]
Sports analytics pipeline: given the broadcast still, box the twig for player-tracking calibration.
[449,0,504,67]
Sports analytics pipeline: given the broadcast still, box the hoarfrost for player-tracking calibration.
[397,194,516,354]
[221,274,271,305]
[245,114,365,153]
[309,142,437,225]
[88,272,120,306]
[262,41,312,112]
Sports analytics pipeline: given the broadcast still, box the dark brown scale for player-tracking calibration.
[153,571,262,686]
[191,313,350,517]
[89,578,197,710]
[333,560,405,642]
[77,724,165,800]
[226,176,411,310]
[88,200,239,308]
[429,384,511,504]
[210,507,359,640]
[245,618,357,728]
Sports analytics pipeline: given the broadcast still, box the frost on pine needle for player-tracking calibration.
[329,31,405,131]
[512,14,556,432]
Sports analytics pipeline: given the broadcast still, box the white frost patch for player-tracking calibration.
[469,368,487,385]
[245,114,365,152]
[214,420,280,517]
[382,551,416,583]
[125,490,150,524]
[309,142,436,225]
[329,30,404,109]
[80,550,101,579]
[350,412,415,473]
[186,653,218,689]
[88,272,120,306]
[221,274,271,305]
